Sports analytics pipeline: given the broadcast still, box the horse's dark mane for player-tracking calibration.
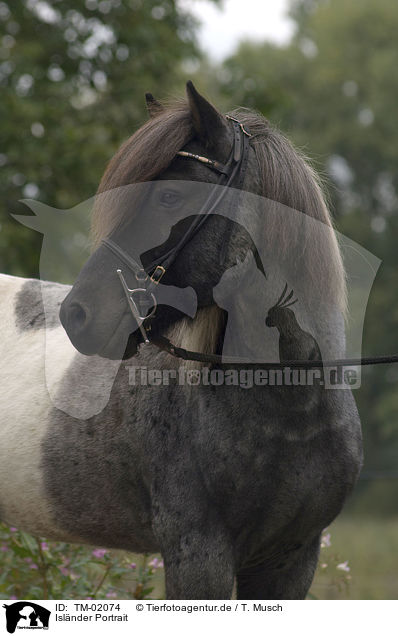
[232,108,346,313]
[231,107,329,219]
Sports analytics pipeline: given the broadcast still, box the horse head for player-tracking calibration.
[59,81,259,359]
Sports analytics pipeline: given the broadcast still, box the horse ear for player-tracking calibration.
[186,80,227,146]
[145,92,164,118]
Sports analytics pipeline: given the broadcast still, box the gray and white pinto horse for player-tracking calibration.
[0,83,362,599]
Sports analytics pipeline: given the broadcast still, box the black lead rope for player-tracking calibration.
[150,335,398,368]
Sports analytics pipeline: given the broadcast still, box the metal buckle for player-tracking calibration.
[150,265,166,285]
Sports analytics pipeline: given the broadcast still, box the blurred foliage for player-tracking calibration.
[0,0,214,276]
[0,523,165,600]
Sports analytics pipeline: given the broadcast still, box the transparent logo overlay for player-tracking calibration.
[14,181,380,418]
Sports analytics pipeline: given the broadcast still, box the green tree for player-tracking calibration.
[0,0,212,275]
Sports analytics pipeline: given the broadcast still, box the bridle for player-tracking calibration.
[102,117,398,369]
[102,115,252,354]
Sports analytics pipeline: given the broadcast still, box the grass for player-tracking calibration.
[310,514,398,599]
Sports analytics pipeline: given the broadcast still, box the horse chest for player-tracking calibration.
[183,387,355,535]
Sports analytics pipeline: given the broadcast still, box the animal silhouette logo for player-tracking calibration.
[266,283,323,363]
[213,251,271,362]
[2,602,50,633]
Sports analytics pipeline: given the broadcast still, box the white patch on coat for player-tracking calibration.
[0,274,78,539]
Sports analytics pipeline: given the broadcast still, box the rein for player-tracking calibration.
[102,117,398,369]
[149,336,398,368]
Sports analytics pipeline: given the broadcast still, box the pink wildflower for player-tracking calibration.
[321,533,331,548]
[337,561,350,572]
[92,548,107,558]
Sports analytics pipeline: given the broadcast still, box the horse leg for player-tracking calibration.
[237,535,321,600]
[152,504,235,599]
[161,535,235,599]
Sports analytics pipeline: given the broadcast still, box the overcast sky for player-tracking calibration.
[182,0,295,60]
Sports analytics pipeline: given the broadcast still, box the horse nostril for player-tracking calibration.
[68,303,87,331]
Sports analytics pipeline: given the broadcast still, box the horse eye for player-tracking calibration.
[159,191,180,207]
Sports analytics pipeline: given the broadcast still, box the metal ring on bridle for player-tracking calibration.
[129,288,157,320]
